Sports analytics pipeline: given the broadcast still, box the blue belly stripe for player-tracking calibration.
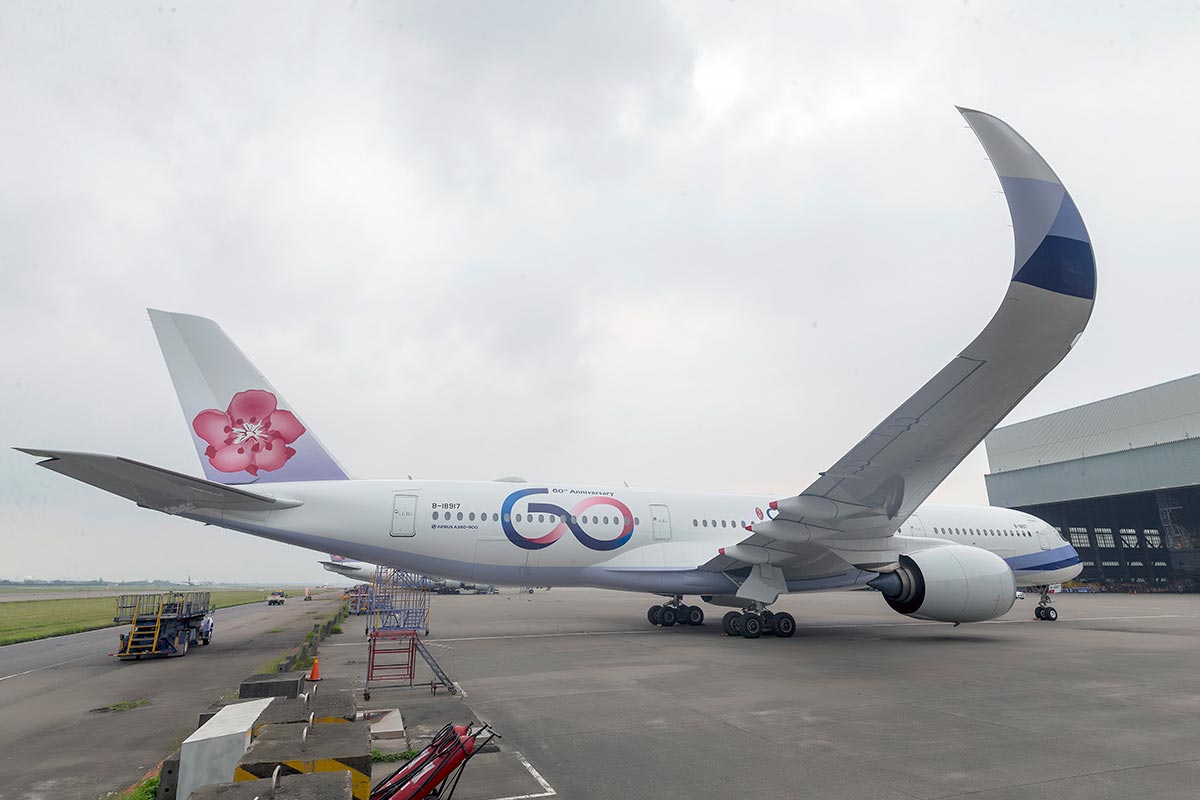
[1005,545,1081,573]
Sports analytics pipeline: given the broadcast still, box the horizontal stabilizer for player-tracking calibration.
[16,448,302,514]
[320,560,367,578]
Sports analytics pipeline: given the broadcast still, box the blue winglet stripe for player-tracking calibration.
[1013,235,1096,300]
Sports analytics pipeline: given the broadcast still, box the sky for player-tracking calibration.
[1,1,1198,583]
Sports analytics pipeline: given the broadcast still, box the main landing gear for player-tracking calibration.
[719,603,796,639]
[647,596,705,628]
[1033,586,1059,621]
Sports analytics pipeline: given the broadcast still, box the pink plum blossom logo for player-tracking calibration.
[192,389,305,476]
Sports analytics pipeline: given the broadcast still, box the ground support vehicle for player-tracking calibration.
[347,584,372,614]
[268,590,286,605]
[114,591,214,660]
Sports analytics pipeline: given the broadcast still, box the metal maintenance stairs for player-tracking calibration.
[120,600,165,656]
[414,637,457,695]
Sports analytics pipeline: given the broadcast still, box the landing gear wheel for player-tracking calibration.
[1044,607,1058,621]
[740,613,763,639]
[660,606,678,627]
[648,605,663,626]
[722,611,741,636]
[773,612,797,638]
[685,606,704,626]
[1035,607,1045,620]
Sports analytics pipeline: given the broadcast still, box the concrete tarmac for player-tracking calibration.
[0,594,340,799]
[418,588,1200,800]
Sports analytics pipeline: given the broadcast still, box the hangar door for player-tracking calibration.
[390,494,418,537]
[650,504,672,540]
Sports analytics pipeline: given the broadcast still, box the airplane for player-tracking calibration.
[318,555,494,594]
[319,554,372,581]
[19,108,1093,639]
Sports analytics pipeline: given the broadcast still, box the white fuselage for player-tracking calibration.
[198,479,1082,596]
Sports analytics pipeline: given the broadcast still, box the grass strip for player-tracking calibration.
[119,773,159,800]
[0,589,272,646]
[91,698,150,713]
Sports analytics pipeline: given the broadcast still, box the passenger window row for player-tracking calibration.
[693,519,748,529]
[432,511,500,523]
[430,509,638,526]
[933,527,1031,537]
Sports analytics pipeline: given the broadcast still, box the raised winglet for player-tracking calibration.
[958,107,1095,301]
[763,108,1096,538]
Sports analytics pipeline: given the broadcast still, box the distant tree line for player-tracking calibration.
[0,579,185,586]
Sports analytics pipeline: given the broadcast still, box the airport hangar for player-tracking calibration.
[985,373,1200,591]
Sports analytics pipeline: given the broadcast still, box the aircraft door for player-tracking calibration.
[650,504,672,540]
[390,494,418,537]
[1037,530,1051,550]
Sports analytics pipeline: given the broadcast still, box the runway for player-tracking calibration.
[0,594,340,799]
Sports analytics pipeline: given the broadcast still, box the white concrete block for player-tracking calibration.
[177,697,274,800]
[367,709,405,740]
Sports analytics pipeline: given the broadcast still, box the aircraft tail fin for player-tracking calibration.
[148,309,348,485]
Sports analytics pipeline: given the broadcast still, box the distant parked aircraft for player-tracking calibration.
[320,555,494,594]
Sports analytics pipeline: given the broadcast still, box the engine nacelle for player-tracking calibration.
[869,545,1015,623]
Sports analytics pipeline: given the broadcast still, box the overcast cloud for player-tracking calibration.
[1,1,1198,583]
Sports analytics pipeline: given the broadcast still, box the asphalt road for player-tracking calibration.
[421,589,1200,800]
[0,594,341,800]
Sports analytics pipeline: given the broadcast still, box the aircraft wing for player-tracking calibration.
[16,448,303,514]
[707,108,1096,575]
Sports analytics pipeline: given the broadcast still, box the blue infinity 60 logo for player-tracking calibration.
[501,488,635,551]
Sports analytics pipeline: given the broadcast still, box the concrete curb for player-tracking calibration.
[275,604,349,673]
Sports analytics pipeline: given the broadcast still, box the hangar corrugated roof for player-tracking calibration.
[985,373,1200,474]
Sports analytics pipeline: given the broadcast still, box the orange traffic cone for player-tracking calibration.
[308,657,322,682]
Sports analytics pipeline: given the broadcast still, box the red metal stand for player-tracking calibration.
[366,629,416,686]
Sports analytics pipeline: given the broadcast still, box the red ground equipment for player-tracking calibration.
[371,722,497,800]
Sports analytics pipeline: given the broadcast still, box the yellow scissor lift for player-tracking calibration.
[114,591,214,660]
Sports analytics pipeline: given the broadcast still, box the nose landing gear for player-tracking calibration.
[1033,586,1059,621]
[647,596,705,628]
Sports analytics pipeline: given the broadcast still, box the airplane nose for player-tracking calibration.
[1065,543,1084,580]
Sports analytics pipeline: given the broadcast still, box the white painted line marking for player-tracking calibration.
[435,614,1187,643]
[0,654,93,682]
[0,625,121,648]
[440,630,655,642]
[484,751,556,800]
[981,614,1186,624]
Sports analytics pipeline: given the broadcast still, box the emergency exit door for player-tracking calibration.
[390,494,418,537]
[650,504,672,540]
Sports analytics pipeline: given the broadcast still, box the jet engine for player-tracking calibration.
[868,545,1015,623]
